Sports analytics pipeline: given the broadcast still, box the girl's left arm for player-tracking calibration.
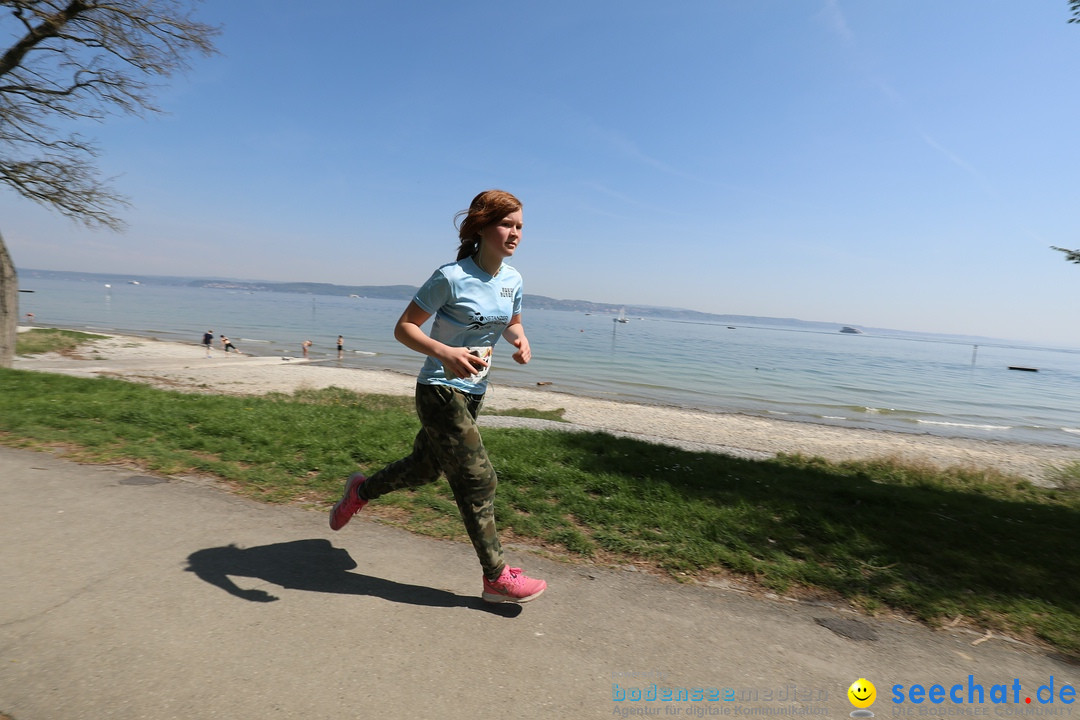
[502,315,531,365]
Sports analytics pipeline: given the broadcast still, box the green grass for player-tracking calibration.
[4,332,1079,659]
[1046,461,1080,491]
[16,328,109,356]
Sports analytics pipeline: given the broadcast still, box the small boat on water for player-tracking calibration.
[613,307,629,324]
[840,326,863,334]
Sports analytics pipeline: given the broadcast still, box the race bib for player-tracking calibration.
[466,346,493,382]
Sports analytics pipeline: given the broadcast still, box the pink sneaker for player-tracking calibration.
[481,566,547,603]
[329,473,368,531]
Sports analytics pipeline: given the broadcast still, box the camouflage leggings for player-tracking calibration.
[359,383,504,580]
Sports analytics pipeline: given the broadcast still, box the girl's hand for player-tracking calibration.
[510,335,531,365]
[437,345,489,379]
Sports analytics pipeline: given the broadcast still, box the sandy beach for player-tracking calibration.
[14,330,1080,486]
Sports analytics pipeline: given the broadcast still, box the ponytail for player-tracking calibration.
[455,237,480,261]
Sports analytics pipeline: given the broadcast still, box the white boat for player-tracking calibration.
[613,307,629,324]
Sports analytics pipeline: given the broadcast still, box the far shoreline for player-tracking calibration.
[12,327,1080,486]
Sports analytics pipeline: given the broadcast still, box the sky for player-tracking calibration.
[2,1,1079,346]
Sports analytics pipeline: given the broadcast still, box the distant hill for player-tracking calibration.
[19,268,418,301]
[198,279,419,301]
[17,267,865,334]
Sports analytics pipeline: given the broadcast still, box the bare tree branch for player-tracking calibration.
[1051,246,1080,264]
[0,0,219,228]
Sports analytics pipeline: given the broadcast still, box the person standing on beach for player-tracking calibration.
[336,335,344,359]
[330,189,546,604]
[302,339,312,358]
[202,330,213,358]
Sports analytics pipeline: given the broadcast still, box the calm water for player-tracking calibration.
[16,275,1080,447]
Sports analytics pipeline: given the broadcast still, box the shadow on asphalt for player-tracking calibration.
[185,538,522,617]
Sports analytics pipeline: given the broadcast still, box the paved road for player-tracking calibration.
[1,446,1075,719]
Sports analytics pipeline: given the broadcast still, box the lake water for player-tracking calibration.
[16,274,1080,448]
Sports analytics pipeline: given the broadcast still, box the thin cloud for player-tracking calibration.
[821,1,1000,205]
[918,132,997,198]
[820,0,854,43]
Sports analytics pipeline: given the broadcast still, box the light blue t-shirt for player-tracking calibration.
[413,256,523,394]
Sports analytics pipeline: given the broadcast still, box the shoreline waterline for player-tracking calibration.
[12,327,1080,486]
[23,316,1080,449]
[16,276,1080,448]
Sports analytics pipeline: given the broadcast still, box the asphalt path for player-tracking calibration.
[1,446,1075,719]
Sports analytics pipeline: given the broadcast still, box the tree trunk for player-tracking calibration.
[0,231,17,368]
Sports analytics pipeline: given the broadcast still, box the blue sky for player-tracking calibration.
[3,1,1079,345]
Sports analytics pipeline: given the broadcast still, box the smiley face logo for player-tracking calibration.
[848,678,876,709]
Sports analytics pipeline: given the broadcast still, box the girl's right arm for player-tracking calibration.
[394,301,488,380]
